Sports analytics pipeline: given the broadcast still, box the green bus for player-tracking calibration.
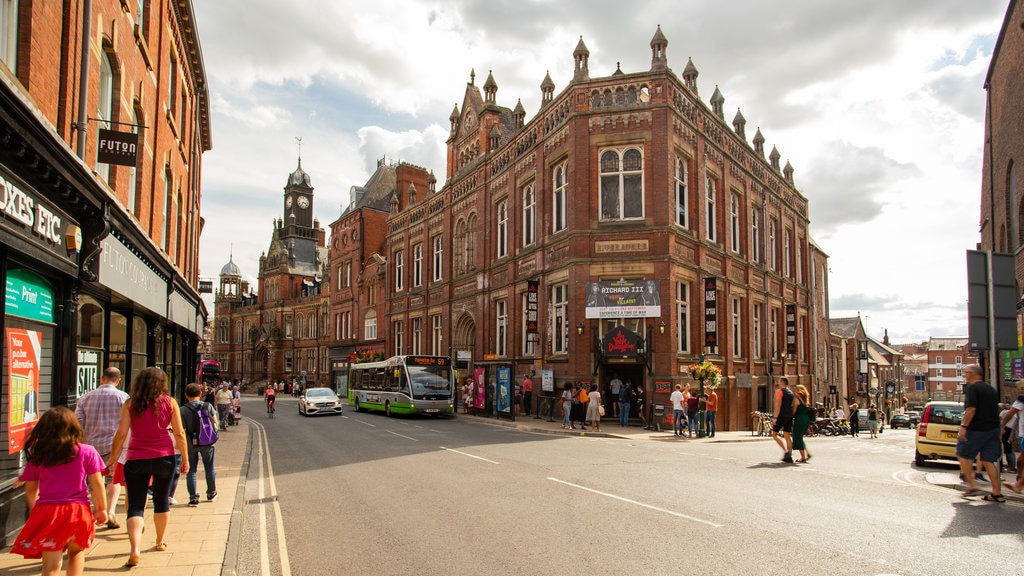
[348,355,455,416]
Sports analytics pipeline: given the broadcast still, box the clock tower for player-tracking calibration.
[283,158,314,229]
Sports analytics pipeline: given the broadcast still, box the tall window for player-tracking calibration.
[768,219,777,271]
[705,174,717,242]
[674,156,688,228]
[751,208,761,263]
[365,311,377,340]
[732,297,742,357]
[676,282,689,353]
[127,105,142,215]
[770,308,778,357]
[552,283,568,354]
[161,168,171,249]
[0,0,19,68]
[522,183,535,246]
[730,193,741,253]
[167,54,177,119]
[412,318,422,355]
[394,321,403,355]
[296,315,303,340]
[413,243,423,288]
[496,300,508,357]
[599,147,644,220]
[752,305,762,359]
[97,51,115,183]
[521,292,535,357]
[553,162,567,232]
[431,315,443,355]
[432,235,443,282]
[394,250,404,291]
[135,0,147,36]
[783,229,792,277]
[497,201,508,258]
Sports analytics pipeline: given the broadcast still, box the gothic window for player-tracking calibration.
[553,162,568,233]
[599,147,644,220]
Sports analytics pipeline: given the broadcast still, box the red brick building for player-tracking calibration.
[376,27,826,431]
[212,160,329,388]
[0,0,210,544]
[978,0,1023,396]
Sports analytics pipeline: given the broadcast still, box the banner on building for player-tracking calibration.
[97,128,139,167]
[7,328,41,453]
[785,304,797,356]
[704,277,717,349]
[585,280,661,319]
[526,280,539,333]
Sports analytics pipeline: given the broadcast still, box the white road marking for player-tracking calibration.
[250,420,292,576]
[440,447,500,464]
[386,430,419,441]
[547,477,723,527]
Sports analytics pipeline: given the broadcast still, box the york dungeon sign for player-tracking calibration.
[602,326,643,357]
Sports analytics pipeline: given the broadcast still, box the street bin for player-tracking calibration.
[652,404,665,432]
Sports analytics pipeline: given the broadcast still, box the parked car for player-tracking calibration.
[298,387,344,416]
[905,411,921,426]
[889,413,912,429]
[914,401,964,467]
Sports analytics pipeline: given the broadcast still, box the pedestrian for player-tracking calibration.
[633,382,649,430]
[586,383,602,432]
[575,382,589,430]
[10,406,108,576]
[705,387,719,438]
[685,387,698,436]
[513,377,522,417]
[792,384,813,463]
[1001,382,1024,494]
[179,382,219,507]
[848,403,860,437]
[670,384,685,436]
[956,363,1005,501]
[106,367,190,567]
[522,372,534,416]
[74,366,129,530]
[609,373,623,417]
[772,377,795,463]
[867,404,879,438]
[561,382,574,430]
[618,379,632,427]
[214,382,233,431]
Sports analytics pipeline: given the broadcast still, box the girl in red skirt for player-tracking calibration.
[10,406,107,576]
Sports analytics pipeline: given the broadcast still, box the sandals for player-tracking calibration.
[982,493,1006,503]
[1004,482,1023,494]
[155,542,168,552]
[960,487,985,498]
[124,554,140,567]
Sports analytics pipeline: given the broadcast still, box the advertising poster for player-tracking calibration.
[585,280,661,319]
[496,366,511,413]
[7,328,42,453]
[473,367,485,409]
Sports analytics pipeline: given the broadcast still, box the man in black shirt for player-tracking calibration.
[772,377,795,463]
[956,364,1004,501]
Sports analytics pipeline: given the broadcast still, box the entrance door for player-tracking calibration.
[602,364,645,425]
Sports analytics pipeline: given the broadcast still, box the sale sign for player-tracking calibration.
[7,328,41,453]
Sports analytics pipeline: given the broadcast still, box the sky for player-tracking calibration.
[192,0,1010,345]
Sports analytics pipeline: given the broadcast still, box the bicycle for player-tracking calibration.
[267,398,276,418]
[750,411,774,436]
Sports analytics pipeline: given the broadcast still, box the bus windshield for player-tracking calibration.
[408,364,452,399]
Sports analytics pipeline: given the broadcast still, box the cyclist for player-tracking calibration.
[265,385,276,414]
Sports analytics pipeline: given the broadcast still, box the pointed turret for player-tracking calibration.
[681,57,699,94]
[573,36,590,82]
[541,70,555,106]
[449,103,460,135]
[483,70,497,104]
[513,98,525,128]
[753,128,765,156]
[733,108,747,141]
[650,25,668,72]
[769,145,781,170]
[710,86,724,120]
[783,160,794,182]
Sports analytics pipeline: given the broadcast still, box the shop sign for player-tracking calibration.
[76,348,101,397]
[704,277,718,349]
[97,129,139,167]
[785,304,797,355]
[602,326,642,357]
[98,234,165,316]
[7,328,41,453]
[168,290,197,332]
[4,269,54,323]
[526,280,538,333]
[0,166,78,264]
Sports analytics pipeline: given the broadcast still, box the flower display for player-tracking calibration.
[687,360,722,389]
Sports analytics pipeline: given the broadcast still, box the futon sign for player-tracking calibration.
[97,129,139,167]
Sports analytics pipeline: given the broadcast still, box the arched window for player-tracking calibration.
[296,314,303,340]
[96,49,116,183]
[599,147,644,220]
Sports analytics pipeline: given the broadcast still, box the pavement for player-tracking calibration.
[1,418,249,576]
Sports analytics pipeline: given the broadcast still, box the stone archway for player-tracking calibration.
[453,312,476,358]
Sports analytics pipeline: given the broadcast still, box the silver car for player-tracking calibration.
[298,387,344,416]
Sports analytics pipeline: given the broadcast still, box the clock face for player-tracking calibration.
[286,195,293,208]
[297,196,310,209]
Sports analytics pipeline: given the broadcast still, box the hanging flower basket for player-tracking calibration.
[687,360,722,389]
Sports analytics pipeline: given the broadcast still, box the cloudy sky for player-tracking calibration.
[192,0,1010,345]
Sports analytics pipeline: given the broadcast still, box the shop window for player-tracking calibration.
[132,316,148,381]
[77,296,104,348]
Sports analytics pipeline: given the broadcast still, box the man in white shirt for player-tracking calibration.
[670,384,686,436]
[832,406,846,421]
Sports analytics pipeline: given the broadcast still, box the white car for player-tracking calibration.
[298,387,344,416]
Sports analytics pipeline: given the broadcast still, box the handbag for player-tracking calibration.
[599,405,605,417]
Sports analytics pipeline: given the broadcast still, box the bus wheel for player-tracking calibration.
[385,401,392,417]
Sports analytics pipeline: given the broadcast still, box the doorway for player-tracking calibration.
[601,363,646,425]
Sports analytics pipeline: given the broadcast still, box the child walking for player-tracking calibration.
[10,406,107,576]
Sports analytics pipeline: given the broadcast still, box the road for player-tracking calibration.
[233,395,1021,576]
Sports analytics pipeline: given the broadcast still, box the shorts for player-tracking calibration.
[772,417,794,434]
[112,462,126,486]
[955,427,1002,463]
[11,502,95,558]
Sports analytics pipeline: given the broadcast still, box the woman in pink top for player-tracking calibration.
[107,367,189,568]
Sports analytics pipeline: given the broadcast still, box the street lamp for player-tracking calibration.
[576,321,584,335]
[658,321,666,335]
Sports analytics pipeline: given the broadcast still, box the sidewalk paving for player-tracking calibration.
[1,420,249,576]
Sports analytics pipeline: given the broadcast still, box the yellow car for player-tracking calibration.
[914,401,964,467]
